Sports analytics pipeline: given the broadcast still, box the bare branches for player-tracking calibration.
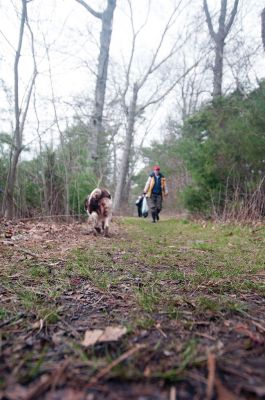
[225,0,239,36]
[2,0,37,218]
[20,6,38,135]
[137,58,202,115]
[74,0,102,19]
[203,0,239,41]
[138,0,183,89]
[203,0,216,40]
[203,0,240,97]
[14,0,27,143]
[121,0,150,107]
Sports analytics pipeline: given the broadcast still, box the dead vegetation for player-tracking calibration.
[0,217,264,399]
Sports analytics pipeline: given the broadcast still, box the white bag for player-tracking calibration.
[141,196,148,217]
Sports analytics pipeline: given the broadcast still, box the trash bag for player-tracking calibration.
[141,196,148,218]
[135,196,143,217]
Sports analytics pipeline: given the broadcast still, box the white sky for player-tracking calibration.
[0,0,264,157]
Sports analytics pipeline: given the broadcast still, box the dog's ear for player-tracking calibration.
[89,197,99,214]
[101,189,111,199]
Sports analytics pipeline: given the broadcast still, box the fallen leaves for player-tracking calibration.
[82,326,127,347]
[234,323,264,344]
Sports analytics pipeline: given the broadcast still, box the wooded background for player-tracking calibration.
[0,0,264,219]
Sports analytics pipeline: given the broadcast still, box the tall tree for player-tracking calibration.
[203,0,239,98]
[75,0,116,181]
[113,0,200,211]
[2,0,38,218]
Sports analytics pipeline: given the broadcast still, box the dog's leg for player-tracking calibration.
[89,212,100,235]
[103,215,111,237]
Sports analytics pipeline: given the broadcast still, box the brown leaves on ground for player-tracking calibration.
[82,326,127,347]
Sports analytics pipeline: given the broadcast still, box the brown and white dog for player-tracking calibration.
[84,188,112,237]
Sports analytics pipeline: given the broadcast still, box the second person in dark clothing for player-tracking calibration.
[143,165,168,223]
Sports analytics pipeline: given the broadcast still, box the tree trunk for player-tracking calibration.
[3,146,23,218]
[262,8,265,51]
[203,0,239,98]
[213,39,225,98]
[113,83,138,211]
[2,0,27,219]
[93,0,116,175]
[75,0,116,181]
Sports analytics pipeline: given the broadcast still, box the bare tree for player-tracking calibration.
[203,0,239,98]
[113,0,200,211]
[75,0,116,181]
[2,0,38,219]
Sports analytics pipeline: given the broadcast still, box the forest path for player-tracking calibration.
[0,217,265,399]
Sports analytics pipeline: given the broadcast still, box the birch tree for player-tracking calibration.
[75,0,116,181]
[203,0,239,98]
[2,0,38,219]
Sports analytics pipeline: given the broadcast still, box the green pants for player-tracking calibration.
[148,194,162,213]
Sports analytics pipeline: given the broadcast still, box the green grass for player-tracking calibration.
[0,307,9,320]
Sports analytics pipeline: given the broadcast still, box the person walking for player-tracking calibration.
[143,165,168,223]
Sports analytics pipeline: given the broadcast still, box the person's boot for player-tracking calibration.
[151,211,156,223]
[156,211,160,221]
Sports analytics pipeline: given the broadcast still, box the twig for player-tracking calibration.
[169,386,177,400]
[195,332,216,341]
[251,320,265,333]
[88,344,145,384]
[0,312,25,328]
[206,351,216,400]
[25,360,70,400]
[59,319,81,339]
[14,246,39,258]
[241,310,265,325]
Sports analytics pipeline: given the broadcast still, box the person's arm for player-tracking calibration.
[143,176,151,194]
[164,178,169,196]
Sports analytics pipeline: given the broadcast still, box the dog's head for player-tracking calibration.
[84,197,89,215]
[85,188,112,216]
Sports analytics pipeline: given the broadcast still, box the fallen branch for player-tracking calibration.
[206,351,216,400]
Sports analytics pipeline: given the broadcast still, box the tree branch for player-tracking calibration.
[138,1,183,89]
[224,0,239,37]
[74,0,102,19]
[138,58,202,114]
[203,0,217,41]
[20,6,38,134]
[121,0,150,105]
